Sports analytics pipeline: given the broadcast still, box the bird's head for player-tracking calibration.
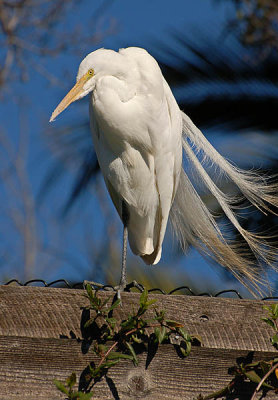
[49,48,120,122]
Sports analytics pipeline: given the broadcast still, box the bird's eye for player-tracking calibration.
[88,69,94,76]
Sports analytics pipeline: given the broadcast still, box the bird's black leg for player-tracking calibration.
[119,225,128,289]
[117,200,129,297]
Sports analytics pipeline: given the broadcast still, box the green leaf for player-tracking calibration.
[260,361,271,375]
[245,360,262,368]
[137,306,147,317]
[177,327,191,341]
[107,351,134,361]
[95,344,108,355]
[53,379,69,395]
[72,392,93,400]
[101,295,113,308]
[121,317,137,331]
[90,365,105,379]
[77,392,94,400]
[244,370,262,384]
[85,283,93,296]
[84,317,96,329]
[89,299,98,309]
[154,327,160,341]
[262,317,276,330]
[271,333,278,346]
[125,342,138,366]
[108,298,121,312]
[139,289,148,307]
[272,304,278,319]
[106,317,117,326]
[66,372,76,389]
[154,310,165,323]
[85,284,96,303]
[156,326,166,344]
[131,334,143,343]
[179,340,191,357]
[263,305,272,312]
[145,299,157,307]
[165,319,183,328]
[244,370,274,389]
[263,304,278,320]
[102,360,119,369]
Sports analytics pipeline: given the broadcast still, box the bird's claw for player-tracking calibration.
[83,279,144,305]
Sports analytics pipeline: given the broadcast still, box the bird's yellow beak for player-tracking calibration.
[49,69,94,122]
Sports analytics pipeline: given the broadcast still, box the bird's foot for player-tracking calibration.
[83,280,115,292]
[83,279,144,292]
[115,280,145,303]
[125,280,144,292]
[83,279,145,304]
[114,276,127,304]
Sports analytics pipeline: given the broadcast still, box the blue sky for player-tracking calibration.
[1,0,272,296]
[103,0,232,47]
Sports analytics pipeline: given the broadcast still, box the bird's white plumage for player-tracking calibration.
[87,48,182,264]
[50,46,278,295]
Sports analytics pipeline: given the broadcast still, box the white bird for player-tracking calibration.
[50,47,278,294]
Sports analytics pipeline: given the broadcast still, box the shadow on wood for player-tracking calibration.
[0,285,277,399]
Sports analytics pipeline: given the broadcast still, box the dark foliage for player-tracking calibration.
[158,34,278,130]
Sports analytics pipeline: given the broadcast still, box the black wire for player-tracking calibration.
[2,279,276,300]
[261,296,278,301]
[215,289,243,299]
[168,286,197,295]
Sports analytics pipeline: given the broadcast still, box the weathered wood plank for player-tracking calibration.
[0,285,276,351]
[1,285,278,399]
[0,336,277,400]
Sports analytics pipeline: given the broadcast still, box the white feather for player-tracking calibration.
[170,112,278,294]
[51,46,278,295]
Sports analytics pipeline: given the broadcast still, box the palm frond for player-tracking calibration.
[154,33,278,130]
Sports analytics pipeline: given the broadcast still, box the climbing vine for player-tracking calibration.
[54,285,196,399]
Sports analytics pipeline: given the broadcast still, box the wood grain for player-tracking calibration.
[1,336,277,400]
[0,285,277,399]
[0,285,275,350]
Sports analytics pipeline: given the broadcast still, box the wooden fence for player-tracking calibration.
[0,285,277,399]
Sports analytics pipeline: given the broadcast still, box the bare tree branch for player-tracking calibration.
[220,0,278,57]
[0,0,117,87]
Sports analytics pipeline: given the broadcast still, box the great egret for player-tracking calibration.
[50,47,278,294]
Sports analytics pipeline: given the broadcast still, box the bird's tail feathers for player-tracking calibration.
[170,112,278,295]
[182,112,278,214]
